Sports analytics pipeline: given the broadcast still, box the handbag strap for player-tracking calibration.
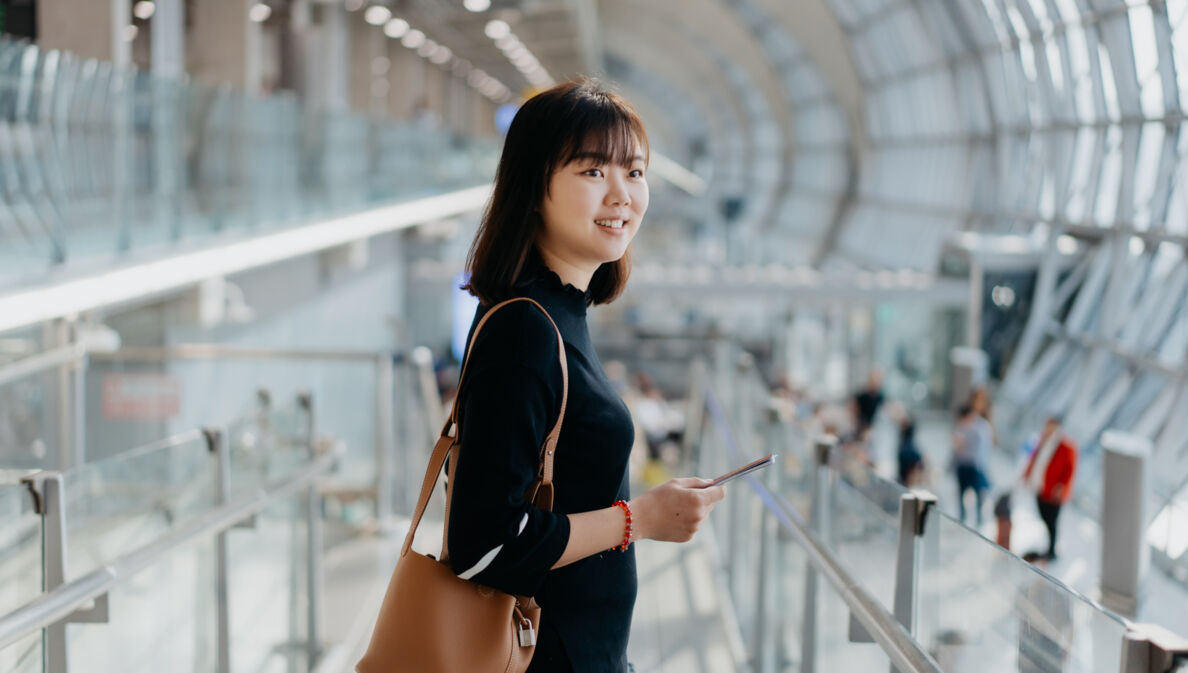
[400,297,569,560]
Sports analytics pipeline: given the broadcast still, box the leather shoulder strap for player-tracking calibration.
[400,297,569,560]
[450,297,568,444]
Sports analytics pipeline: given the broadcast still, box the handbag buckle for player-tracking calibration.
[518,618,536,647]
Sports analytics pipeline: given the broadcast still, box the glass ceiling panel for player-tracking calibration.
[1171,1,1188,108]
[1129,5,1167,117]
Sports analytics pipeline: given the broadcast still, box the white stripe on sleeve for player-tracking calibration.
[457,514,531,580]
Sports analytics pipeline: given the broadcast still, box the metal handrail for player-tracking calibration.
[0,342,86,387]
[762,488,944,673]
[703,388,945,673]
[0,448,338,651]
[89,344,395,363]
[0,343,395,384]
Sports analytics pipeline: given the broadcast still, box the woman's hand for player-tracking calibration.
[629,478,726,543]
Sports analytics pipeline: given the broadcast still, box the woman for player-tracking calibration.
[446,79,727,673]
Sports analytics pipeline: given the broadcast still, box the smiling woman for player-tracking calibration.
[433,80,725,673]
[463,79,650,306]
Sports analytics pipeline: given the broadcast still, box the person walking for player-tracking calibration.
[441,80,727,673]
[897,416,925,487]
[851,368,885,436]
[952,404,992,526]
[1023,415,1077,560]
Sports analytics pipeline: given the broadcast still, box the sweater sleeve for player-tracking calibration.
[445,304,571,598]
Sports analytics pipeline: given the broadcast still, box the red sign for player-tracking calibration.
[101,373,181,420]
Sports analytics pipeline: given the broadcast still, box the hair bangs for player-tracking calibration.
[555,99,649,172]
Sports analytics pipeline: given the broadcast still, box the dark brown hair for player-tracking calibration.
[462,78,649,306]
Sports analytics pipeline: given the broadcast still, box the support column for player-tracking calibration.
[151,0,185,241]
[285,0,313,99]
[347,10,374,112]
[189,0,261,93]
[150,0,184,77]
[1100,431,1151,618]
[321,3,350,112]
[388,42,424,119]
[37,0,131,65]
[949,347,988,411]
[968,258,984,349]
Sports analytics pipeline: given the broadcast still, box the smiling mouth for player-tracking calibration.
[594,219,625,229]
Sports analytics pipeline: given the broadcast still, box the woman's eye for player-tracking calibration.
[583,168,604,177]
[630,169,644,178]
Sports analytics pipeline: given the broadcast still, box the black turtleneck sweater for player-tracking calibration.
[445,263,637,673]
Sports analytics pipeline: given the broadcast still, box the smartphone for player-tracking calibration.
[707,454,777,487]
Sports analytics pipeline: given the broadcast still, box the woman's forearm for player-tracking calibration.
[551,503,635,570]
[549,478,724,570]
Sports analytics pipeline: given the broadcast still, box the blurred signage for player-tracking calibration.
[102,373,181,420]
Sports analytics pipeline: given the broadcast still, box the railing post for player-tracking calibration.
[71,348,87,469]
[28,472,68,673]
[727,471,745,602]
[801,435,837,673]
[303,392,324,667]
[753,407,784,673]
[727,352,755,601]
[889,490,937,673]
[21,469,111,673]
[1120,623,1188,673]
[375,353,396,530]
[206,427,232,673]
[682,358,708,467]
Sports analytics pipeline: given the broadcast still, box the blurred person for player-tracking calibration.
[994,491,1013,549]
[897,416,925,487]
[631,372,683,486]
[952,404,992,527]
[851,367,885,435]
[969,385,998,445]
[432,79,726,673]
[1023,415,1077,560]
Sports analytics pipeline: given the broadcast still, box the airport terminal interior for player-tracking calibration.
[2,0,1188,671]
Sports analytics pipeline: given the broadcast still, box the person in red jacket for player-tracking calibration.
[1023,415,1078,560]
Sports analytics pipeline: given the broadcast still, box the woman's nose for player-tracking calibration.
[606,178,630,206]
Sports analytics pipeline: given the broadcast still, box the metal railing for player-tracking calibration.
[699,384,944,673]
[0,341,445,528]
[697,344,1188,673]
[0,392,337,673]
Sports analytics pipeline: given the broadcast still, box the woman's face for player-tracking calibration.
[537,138,649,271]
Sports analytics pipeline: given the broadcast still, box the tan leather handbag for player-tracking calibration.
[357,297,568,673]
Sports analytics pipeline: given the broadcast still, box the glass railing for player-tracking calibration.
[695,343,1188,673]
[0,483,41,673]
[83,345,440,526]
[698,375,942,672]
[0,364,55,471]
[0,36,499,288]
[2,339,445,535]
[0,393,333,673]
[60,430,216,579]
[1149,484,1188,581]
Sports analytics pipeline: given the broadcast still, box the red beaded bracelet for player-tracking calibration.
[612,500,633,552]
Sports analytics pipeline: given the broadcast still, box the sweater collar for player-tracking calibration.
[519,255,592,311]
